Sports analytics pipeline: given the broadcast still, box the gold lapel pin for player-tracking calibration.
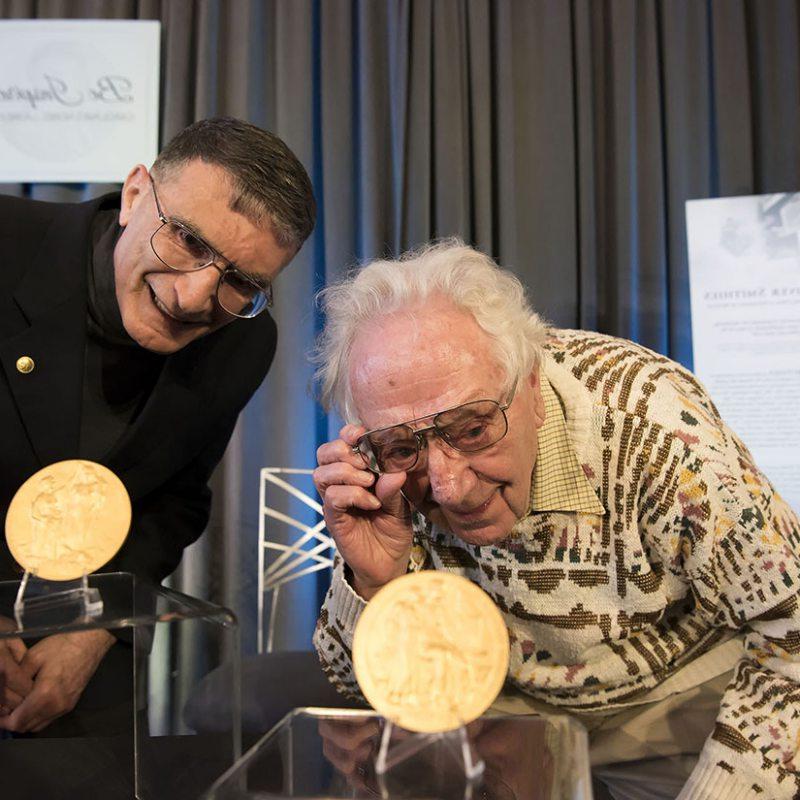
[15,356,35,374]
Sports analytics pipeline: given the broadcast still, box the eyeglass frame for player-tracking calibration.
[353,378,519,474]
[147,173,274,316]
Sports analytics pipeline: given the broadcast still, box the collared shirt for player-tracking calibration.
[529,374,606,515]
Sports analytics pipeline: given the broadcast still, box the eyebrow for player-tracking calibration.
[170,213,269,286]
[363,380,516,436]
[367,396,497,435]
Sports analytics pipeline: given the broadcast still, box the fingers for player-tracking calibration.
[338,423,367,447]
[4,637,28,664]
[319,719,379,785]
[1,689,44,733]
[315,425,375,505]
[0,651,34,700]
[320,472,410,518]
[316,424,367,468]
[374,472,410,517]
[315,424,384,517]
[314,461,376,496]
[316,425,410,510]
[0,677,26,715]
[1,689,40,733]
[0,676,74,734]
[0,631,111,733]
[324,484,382,514]
[1,688,25,709]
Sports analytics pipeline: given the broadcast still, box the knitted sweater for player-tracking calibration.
[313,329,800,799]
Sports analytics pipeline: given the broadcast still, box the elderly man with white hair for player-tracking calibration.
[311,241,800,800]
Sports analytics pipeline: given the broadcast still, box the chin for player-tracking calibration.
[126,327,186,354]
[124,314,208,354]
[137,338,186,355]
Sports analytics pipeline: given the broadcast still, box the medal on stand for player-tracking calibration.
[4,459,131,627]
[353,571,510,794]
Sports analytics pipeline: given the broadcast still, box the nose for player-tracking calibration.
[423,437,475,507]
[172,265,221,315]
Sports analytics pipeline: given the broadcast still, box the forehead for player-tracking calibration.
[155,160,292,280]
[349,302,505,427]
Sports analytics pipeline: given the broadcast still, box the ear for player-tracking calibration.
[528,367,546,430]
[118,164,150,228]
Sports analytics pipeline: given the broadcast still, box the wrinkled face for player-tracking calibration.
[350,299,545,545]
[113,160,295,354]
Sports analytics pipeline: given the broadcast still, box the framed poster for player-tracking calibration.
[0,19,160,183]
[687,193,800,513]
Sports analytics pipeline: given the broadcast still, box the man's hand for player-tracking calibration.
[318,717,381,792]
[0,616,34,715]
[0,629,114,733]
[314,424,414,600]
[0,637,34,716]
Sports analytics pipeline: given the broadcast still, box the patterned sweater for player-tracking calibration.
[313,329,800,799]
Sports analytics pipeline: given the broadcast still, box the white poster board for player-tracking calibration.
[0,20,160,183]
[687,194,800,514]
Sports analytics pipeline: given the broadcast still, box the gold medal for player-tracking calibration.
[353,571,509,733]
[5,460,131,581]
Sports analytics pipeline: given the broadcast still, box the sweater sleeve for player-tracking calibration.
[676,447,800,799]
[313,535,432,700]
[312,553,369,699]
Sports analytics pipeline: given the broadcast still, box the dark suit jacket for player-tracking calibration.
[0,192,278,585]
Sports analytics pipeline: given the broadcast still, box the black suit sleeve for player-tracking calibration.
[106,411,239,586]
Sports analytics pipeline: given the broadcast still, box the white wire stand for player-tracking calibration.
[14,570,103,628]
[257,468,336,654]
[374,715,485,798]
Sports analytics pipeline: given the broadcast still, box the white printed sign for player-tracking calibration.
[687,194,800,514]
[0,20,160,182]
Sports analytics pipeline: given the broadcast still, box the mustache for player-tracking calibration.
[147,284,213,325]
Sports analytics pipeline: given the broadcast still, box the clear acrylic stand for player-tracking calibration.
[13,570,103,628]
[2,573,242,799]
[374,717,485,799]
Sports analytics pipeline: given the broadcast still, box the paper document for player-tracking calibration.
[687,193,800,514]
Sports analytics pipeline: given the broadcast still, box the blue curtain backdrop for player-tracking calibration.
[1,0,799,653]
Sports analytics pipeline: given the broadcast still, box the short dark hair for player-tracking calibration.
[152,117,316,251]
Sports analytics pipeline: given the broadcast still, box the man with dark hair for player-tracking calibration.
[0,117,316,733]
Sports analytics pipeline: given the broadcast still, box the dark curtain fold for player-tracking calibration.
[1,0,799,651]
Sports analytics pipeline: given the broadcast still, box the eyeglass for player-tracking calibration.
[354,380,518,474]
[148,174,273,318]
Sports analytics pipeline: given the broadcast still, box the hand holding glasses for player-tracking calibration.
[315,370,517,602]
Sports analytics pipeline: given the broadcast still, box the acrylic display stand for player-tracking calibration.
[205,707,593,799]
[14,570,103,628]
[0,572,242,800]
[374,717,485,790]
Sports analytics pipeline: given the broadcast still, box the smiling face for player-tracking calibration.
[349,298,545,545]
[113,160,296,354]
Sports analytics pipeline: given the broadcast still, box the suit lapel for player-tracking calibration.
[0,299,86,466]
[0,199,102,468]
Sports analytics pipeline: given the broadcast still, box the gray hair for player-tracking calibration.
[152,117,316,251]
[314,239,548,420]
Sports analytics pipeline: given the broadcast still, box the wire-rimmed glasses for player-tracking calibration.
[148,174,273,318]
[354,380,518,474]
